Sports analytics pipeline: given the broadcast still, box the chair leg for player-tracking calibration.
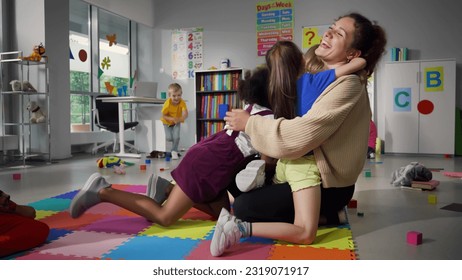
[92,140,115,154]
[124,141,137,153]
[113,133,118,153]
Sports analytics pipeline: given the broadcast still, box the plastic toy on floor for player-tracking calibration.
[97,156,134,168]
[113,164,126,175]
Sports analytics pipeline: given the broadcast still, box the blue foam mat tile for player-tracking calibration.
[46,228,73,243]
[52,190,78,200]
[102,235,200,260]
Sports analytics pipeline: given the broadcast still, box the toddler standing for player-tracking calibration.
[160,83,188,160]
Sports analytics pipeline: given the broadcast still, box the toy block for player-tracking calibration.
[12,173,21,180]
[407,231,423,245]
[139,164,147,171]
[145,159,151,164]
[357,212,364,217]
[348,199,357,208]
[364,169,372,177]
[428,194,437,204]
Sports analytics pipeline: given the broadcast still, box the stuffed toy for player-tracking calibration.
[147,150,166,158]
[97,156,134,168]
[26,101,46,123]
[20,43,46,62]
[22,81,37,92]
[391,162,433,187]
[9,80,22,92]
[10,80,37,92]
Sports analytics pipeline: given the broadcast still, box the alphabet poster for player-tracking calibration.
[424,66,444,92]
[256,0,294,56]
[172,27,203,80]
[302,25,329,53]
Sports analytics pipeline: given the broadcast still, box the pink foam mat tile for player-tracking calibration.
[81,216,151,234]
[15,251,100,260]
[39,211,107,231]
[112,184,146,193]
[33,230,133,258]
[185,240,273,260]
[442,171,462,178]
[84,202,123,215]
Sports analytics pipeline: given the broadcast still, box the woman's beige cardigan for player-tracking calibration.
[245,75,371,188]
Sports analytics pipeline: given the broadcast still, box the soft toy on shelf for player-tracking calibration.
[10,80,37,92]
[20,43,46,62]
[26,101,46,123]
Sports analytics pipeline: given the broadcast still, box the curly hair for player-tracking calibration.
[237,66,270,110]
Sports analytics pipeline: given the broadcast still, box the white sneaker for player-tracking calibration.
[69,173,111,218]
[146,173,172,204]
[369,152,375,159]
[210,208,243,257]
[171,151,179,160]
[235,160,266,192]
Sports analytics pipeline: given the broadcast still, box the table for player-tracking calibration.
[97,96,165,158]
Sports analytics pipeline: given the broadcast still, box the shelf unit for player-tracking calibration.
[194,68,244,142]
[0,51,51,166]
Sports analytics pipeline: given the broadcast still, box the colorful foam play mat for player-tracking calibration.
[3,184,357,260]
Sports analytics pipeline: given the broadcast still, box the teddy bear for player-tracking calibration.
[20,43,46,62]
[26,101,46,123]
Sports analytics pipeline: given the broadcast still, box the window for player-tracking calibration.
[69,0,91,131]
[69,0,134,132]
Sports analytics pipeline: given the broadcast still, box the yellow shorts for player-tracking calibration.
[273,155,321,192]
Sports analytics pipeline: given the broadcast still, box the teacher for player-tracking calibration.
[211,12,387,256]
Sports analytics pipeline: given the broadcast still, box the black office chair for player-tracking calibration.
[92,94,139,154]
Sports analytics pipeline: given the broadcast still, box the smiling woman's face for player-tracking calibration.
[315,16,357,68]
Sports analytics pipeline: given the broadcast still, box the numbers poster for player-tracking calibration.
[171,27,203,80]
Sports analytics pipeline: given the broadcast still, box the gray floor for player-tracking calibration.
[1,152,461,260]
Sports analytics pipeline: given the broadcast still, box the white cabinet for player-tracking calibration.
[0,51,51,166]
[384,59,456,154]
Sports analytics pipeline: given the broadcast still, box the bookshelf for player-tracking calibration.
[194,68,244,142]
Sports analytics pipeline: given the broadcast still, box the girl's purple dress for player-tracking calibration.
[171,105,272,203]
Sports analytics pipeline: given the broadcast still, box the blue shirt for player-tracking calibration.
[296,69,336,116]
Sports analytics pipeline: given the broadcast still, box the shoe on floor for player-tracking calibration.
[369,152,375,159]
[210,208,243,257]
[146,173,172,204]
[69,173,111,218]
[235,160,266,192]
[171,151,179,160]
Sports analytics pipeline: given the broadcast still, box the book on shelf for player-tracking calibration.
[410,180,439,190]
[391,47,408,61]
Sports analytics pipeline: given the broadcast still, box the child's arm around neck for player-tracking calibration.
[335,57,366,78]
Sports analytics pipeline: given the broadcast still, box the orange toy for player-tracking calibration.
[20,43,46,62]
